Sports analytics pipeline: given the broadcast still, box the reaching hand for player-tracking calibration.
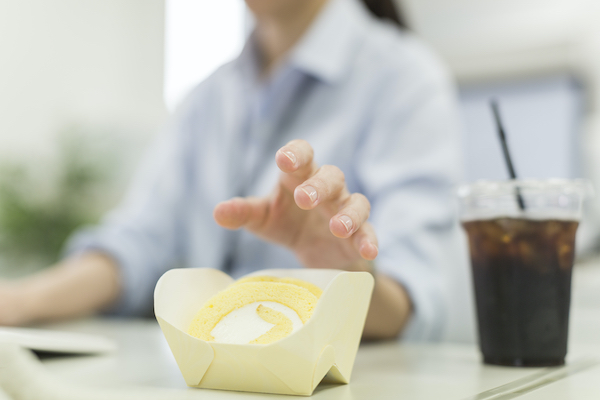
[213,139,378,270]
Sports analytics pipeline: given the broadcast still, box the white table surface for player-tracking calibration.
[37,317,600,400]
[36,259,600,399]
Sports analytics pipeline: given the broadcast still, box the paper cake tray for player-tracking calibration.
[154,268,374,396]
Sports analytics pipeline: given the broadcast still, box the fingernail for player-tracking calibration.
[301,185,318,203]
[282,150,297,166]
[339,215,353,233]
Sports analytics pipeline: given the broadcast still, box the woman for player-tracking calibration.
[0,0,462,341]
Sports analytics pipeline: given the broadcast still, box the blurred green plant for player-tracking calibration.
[0,130,115,268]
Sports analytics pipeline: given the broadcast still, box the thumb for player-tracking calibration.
[213,196,270,231]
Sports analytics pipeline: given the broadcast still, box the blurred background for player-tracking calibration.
[1,0,599,341]
[0,1,167,275]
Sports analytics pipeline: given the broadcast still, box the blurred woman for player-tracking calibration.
[0,0,462,341]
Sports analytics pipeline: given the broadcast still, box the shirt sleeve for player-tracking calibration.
[355,58,464,341]
[64,104,195,317]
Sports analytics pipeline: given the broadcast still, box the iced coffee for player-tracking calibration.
[459,180,589,367]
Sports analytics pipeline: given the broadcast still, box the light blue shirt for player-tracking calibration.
[67,0,464,341]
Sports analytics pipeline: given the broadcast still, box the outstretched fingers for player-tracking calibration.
[329,193,371,238]
[352,223,379,260]
[272,139,378,262]
[329,193,378,260]
[213,197,269,231]
[293,165,347,210]
[276,140,350,211]
[275,140,318,188]
[275,139,314,174]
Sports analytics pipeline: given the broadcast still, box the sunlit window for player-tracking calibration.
[164,0,246,110]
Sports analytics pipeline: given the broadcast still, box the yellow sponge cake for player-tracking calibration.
[233,276,323,298]
[187,279,320,345]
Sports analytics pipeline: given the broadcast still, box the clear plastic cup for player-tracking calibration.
[458,179,591,367]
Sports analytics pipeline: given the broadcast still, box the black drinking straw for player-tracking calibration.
[490,99,526,211]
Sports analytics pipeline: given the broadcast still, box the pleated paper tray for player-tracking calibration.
[154,268,374,396]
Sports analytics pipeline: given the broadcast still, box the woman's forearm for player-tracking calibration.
[362,273,412,340]
[2,252,121,326]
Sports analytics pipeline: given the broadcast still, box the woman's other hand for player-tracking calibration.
[0,281,30,326]
[0,253,121,326]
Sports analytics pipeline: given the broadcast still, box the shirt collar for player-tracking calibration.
[289,0,371,84]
